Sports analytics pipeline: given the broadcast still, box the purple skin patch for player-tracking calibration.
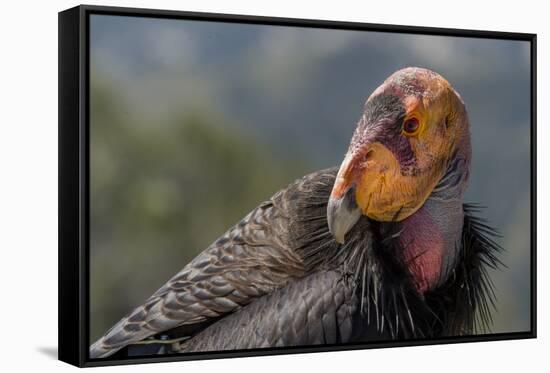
[341,67,471,293]
[398,206,444,294]
[349,93,420,179]
[373,126,419,177]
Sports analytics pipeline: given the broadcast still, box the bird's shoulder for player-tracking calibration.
[90,167,343,358]
[153,167,340,299]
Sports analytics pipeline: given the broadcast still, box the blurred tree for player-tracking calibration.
[89,74,306,342]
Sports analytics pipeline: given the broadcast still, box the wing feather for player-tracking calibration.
[90,168,339,359]
[176,270,357,352]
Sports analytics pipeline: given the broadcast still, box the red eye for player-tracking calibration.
[403,117,420,135]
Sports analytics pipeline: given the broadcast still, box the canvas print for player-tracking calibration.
[87,14,532,359]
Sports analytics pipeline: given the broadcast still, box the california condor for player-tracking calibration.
[90,67,502,358]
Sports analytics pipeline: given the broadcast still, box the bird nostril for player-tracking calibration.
[445,115,452,130]
[362,150,374,166]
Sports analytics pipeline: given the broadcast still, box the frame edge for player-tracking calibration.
[62,4,537,367]
[58,5,85,368]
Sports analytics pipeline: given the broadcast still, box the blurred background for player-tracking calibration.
[89,14,531,344]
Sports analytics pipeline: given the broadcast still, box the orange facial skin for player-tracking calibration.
[331,67,469,222]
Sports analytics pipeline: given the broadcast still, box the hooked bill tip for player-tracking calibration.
[327,186,361,245]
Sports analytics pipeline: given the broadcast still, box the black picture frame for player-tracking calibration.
[58,4,537,368]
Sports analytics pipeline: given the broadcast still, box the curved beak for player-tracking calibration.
[327,156,362,244]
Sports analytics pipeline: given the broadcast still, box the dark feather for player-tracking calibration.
[91,169,503,357]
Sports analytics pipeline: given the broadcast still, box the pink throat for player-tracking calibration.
[398,208,444,294]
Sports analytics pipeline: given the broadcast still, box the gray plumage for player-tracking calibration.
[90,168,501,358]
[90,169,335,358]
[90,68,503,359]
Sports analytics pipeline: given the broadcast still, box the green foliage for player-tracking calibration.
[89,76,306,342]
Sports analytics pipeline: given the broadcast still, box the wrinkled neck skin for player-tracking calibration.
[396,132,471,294]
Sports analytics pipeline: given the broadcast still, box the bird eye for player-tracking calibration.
[402,117,420,136]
